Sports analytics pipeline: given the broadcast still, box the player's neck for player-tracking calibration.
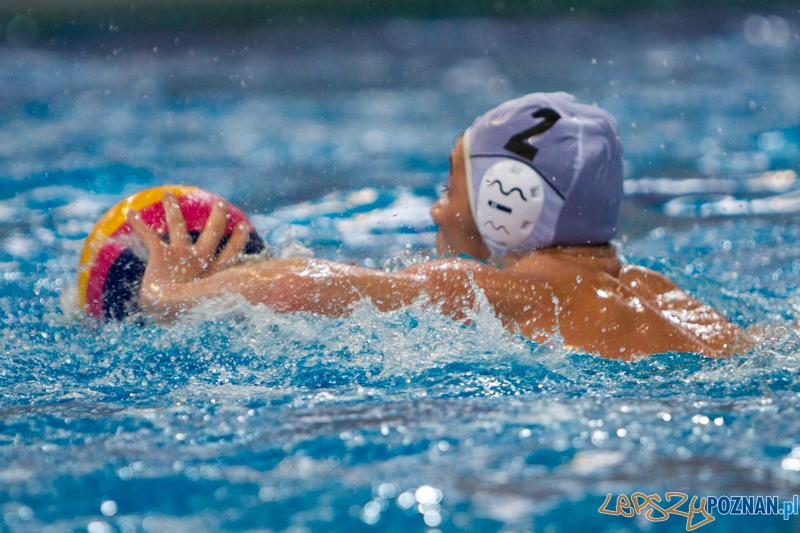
[505,244,621,276]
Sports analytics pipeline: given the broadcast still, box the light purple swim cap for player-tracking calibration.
[463,92,624,257]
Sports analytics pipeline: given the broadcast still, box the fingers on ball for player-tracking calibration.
[217,223,249,266]
[195,201,229,260]
[162,192,191,248]
[125,208,163,250]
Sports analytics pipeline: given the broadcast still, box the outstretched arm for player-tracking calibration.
[125,193,489,321]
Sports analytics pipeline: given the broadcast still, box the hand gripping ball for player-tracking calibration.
[78,185,264,320]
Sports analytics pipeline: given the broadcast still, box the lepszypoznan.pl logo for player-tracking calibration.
[599,492,799,530]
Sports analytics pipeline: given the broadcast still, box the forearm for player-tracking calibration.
[140,257,431,321]
[139,264,259,321]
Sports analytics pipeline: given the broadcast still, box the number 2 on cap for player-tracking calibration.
[503,108,561,161]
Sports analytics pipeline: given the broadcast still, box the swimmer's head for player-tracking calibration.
[463,92,624,257]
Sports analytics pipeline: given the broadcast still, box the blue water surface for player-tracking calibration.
[2,8,800,533]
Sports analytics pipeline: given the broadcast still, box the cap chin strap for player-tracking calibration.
[462,127,478,236]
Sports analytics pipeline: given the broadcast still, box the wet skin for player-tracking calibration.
[126,138,748,360]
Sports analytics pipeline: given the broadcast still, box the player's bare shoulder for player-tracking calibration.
[619,264,749,356]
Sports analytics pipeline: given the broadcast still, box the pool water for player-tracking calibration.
[2,9,800,533]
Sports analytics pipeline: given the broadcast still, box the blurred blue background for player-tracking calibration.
[2,1,800,532]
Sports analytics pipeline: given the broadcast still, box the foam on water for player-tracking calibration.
[2,10,800,533]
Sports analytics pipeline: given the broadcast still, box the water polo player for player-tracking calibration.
[82,92,749,359]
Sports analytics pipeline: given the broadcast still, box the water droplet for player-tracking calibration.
[100,500,117,517]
